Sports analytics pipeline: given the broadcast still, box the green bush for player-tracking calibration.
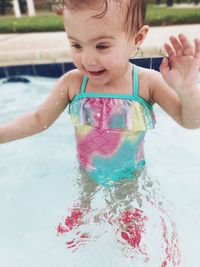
[0,14,64,33]
[0,4,199,33]
[146,4,200,25]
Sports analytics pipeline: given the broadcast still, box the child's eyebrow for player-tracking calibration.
[68,35,115,42]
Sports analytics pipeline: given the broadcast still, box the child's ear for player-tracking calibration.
[134,25,149,47]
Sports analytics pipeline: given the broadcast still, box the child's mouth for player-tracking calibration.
[88,70,106,77]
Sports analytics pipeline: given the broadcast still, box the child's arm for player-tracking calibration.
[151,34,200,129]
[0,73,71,144]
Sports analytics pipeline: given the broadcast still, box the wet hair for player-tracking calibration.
[55,0,147,38]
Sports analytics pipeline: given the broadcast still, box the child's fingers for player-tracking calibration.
[164,43,175,58]
[160,57,170,76]
[178,34,194,56]
[194,38,200,60]
[169,36,183,57]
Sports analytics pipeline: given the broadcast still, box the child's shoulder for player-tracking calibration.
[62,69,84,101]
[138,65,170,90]
[137,66,182,122]
[137,66,161,104]
[138,66,161,83]
[137,66,170,102]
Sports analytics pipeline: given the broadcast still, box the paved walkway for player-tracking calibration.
[0,24,199,66]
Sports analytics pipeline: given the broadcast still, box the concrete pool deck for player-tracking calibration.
[0,24,199,67]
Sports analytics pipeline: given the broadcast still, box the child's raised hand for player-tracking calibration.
[160,34,200,94]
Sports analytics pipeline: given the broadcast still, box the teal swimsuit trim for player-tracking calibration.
[72,65,153,110]
[73,93,153,110]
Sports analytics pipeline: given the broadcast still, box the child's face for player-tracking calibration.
[64,2,139,87]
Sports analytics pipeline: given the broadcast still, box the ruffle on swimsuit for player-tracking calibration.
[69,64,156,187]
[70,97,154,131]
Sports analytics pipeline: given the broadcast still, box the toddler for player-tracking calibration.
[1,0,200,265]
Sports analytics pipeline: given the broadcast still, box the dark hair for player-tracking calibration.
[56,0,147,38]
[125,0,147,37]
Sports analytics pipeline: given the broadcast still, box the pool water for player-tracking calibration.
[0,76,200,267]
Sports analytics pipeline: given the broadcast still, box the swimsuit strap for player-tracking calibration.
[80,75,88,93]
[80,64,139,97]
[133,64,139,97]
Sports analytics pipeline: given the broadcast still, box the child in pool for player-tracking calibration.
[1,0,200,264]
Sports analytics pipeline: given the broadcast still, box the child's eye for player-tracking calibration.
[71,44,82,49]
[96,44,109,50]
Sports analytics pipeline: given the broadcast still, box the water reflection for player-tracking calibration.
[57,167,181,266]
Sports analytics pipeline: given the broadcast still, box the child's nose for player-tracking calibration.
[81,50,97,68]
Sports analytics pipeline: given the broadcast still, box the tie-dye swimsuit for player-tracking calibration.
[69,64,156,187]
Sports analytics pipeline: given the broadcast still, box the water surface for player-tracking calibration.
[0,76,200,267]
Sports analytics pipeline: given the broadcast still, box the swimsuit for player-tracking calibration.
[69,64,156,187]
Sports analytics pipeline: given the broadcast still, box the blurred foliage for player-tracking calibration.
[0,3,199,33]
[146,4,200,25]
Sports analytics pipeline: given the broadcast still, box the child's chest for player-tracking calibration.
[71,77,151,103]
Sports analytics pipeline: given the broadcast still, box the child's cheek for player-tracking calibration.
[102,53,119,69]
[71,53,81,69]
[108,49,127,67]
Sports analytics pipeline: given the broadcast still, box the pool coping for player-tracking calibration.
[0,46,165,67]
[0,32,165,67]
[0,24,199,67]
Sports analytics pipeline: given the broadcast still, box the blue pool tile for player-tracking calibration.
[0,57,164,79]
[0,67,7,78]
[34,63,63,78]
[151,57,163,71]
[4,65,34,77]
[131,58,151,69]
[63,62,76,73]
